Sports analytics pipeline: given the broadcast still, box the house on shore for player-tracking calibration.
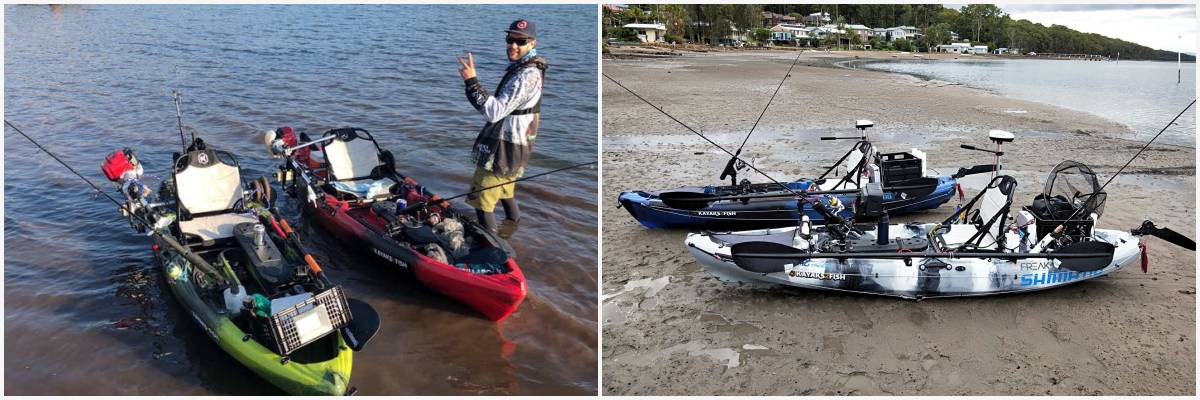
[761,11,796,27]
[769,24,823,46]
[937,42,972,53]
[803,12,831,26]
[885,26,921,41]
[844,24,872,43]
[624,23,666,43]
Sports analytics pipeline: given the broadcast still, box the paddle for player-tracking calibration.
[1051,240,1115,272]
[343,298,380,352]
[730,241,801,273]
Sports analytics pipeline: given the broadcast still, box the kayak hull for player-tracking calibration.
[157,248,353,396]
[619,176,956,230]
[685,225,1140,298]
[301,189,527,321]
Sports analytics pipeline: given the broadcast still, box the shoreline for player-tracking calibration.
[607,47,1193,149]
[601,50,1195,395]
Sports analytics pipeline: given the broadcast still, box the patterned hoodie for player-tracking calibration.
[465,51,548,177]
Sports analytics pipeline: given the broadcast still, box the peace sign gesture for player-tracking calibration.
[457,52,476,80]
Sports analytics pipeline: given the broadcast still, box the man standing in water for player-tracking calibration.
[457,19,547,235]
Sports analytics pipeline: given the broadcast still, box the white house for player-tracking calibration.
[885,26,921,41]
[771,24,820,46]
[814,25,846,38]
[771,24,810,38]
[804,12,831,25]
[937,42,973,53]
[624,23,666,43]
[969,45,988,54]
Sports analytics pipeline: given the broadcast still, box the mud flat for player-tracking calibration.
[602,50,1195,395]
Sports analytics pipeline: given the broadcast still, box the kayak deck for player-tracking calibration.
[686,225,1141,298]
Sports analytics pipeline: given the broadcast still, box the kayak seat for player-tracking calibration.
[937,224,984,248]
[323,129,399,201]
[173,149,253,241]
[179,212,260,242]
[938,175,1016,250]
[817,141,875,191]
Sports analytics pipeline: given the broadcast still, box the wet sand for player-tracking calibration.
[601,50,1195,395]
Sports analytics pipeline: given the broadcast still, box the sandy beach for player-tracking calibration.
[601,49,1195,395]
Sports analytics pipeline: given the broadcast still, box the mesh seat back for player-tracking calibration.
[977,176,1016,243]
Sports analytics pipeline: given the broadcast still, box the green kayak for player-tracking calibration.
[101,138,379,395]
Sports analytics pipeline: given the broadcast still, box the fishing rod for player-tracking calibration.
[4,119,229,283]
[603,73,803,199]
[5,120,124,206]
[172,90,189,154]
[605,73,858,223]
[721,51,804,185]
[1033,99,1196,251]
[396,161,597,214]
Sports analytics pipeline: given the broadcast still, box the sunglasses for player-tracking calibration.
[505,37,531,46]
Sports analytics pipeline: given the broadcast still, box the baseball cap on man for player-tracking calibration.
[505,19,536,39]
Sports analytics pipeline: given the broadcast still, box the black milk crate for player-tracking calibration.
[268,286,352,355]
[879,152,923,186]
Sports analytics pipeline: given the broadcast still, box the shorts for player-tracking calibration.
[465,167,517,212]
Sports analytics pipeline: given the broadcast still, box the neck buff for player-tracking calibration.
[510,48,538,68]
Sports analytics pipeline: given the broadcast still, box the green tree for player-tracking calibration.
[754,28,773,44]
[622,7,644,24]
[835,15,846,50]
[923,22,951,49]
[661,4,690,40]
[848,28,863,49]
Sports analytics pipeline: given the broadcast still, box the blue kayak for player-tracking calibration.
[617,141,990,230]
[618,175,958,230]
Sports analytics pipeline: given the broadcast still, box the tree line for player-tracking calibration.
[605,4,1193,61]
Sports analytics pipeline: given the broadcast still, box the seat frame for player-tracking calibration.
[937,175,1017,251]
[315,128,403,203]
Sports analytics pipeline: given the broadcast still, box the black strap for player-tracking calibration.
[510,99,541,115]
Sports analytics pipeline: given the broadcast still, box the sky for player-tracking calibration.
[987,4,1196,54]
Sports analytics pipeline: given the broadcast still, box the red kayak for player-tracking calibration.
[274,127,526,321]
